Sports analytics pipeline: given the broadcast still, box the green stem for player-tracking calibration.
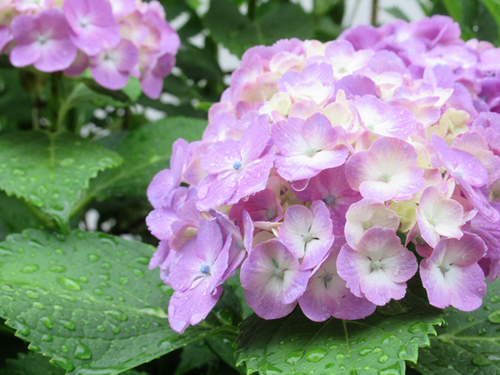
[371,0,378,25]
[21,198,57,230]
[248,0,257,20]
[50,72,62,132]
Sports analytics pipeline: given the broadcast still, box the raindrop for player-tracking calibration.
[1,284,14,292]
[134,256,149,265]
[52,356,74,372]
[21,264,39,273]
[57,277,82,291]
[359,347,373,356]
[11,321,30,336]
[138,306,168,319]
[49,265,67,273]
[478,327,487,335]
[29,344,41,352]
[41,334,53,342]
[97,325,105,332]
[101,262,112,270]
[119,276,128,285]
[397,347,407,359]
[305,348,327,363]
[74,342,92,360]
[93,288,104,296]
[88,254,100,262]
[25,290,39,299]
[467,315,474,322]
[105,310,128,322]
[32,302,45,310]
[491,294,500,303]
[378,354,389,364]
[487,310,500,324]
[60,158,75,167]
[472,353,491,366]
[61,320,76,331]
[40,316,53,329]
[54,305,63,311]
[131,268,145,278]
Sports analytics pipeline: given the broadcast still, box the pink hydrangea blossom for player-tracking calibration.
[337,227,418,305]
[10,9,77,72]
[277,200,334,270]
[240,239,310,319]
[345,137,425,201]
[420,233,487,311]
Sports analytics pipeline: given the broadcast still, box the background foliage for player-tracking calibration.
[1,0,500,374]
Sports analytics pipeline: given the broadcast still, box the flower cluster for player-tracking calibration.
[147,15,500,333]
[0,0,179,98]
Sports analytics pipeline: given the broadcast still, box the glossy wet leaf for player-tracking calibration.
[0,229,220,375]
[237,290,443,375]
[81,116,206,205]
[204,0,314,58]
[0,352,149,375]
[0,132,122,228]
[408,278,500,374]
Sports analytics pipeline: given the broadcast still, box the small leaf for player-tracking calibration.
[0,131,123,228]
[384,6,411,22]
[57,83,128,128]
[0,352,64,375]
[408,278,500,374]
[204,0,314,58]
[442,0,463,22]
[122,77,143,102]
[174,341,219,375]
[237,290,443,375]
[80,116,206,204]
[0,229,220,375]
[482,0,500,43]
[0,352,149,375]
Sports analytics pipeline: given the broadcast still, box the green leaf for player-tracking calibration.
[204,0,314,58]
[122,77,143,102]
[0,353,64,375]
[0,131,123,228]
[442,0,463,22]
[77,117,206,209]
[0,193,46,238]
[408,279,500,374]
[174,341,219,375]
[482,0,500,43]
[0,229,221,375]
[0,352,149,375]
[384,6,411,22]
[237,291,443,375]
[57,83,128,129]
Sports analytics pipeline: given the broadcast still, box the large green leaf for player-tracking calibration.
[0,352,149,375]
[237,289,443,375]
[74,117,206,212]
[203,0,314,58]
[482,0,500,43]
[0,229,220,375]
[0,132,123,228]
[408,279,500,374]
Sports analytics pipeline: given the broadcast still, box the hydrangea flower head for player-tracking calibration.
[145,15,500,331]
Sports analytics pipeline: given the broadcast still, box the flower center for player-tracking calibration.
[429,218,438,225]
[38,34,47,45]
[380,172,390,182]
[266,207,277,220]
[80,18,89,27]
[325,195,336,206]
[371,260,382,270]
[232,161,242,170]
[362,221,371,230]
[274,268,284,279]
[303,233,313,242]
[305,147,316,157]
[439,264,451,274]
[200,265,210,275]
